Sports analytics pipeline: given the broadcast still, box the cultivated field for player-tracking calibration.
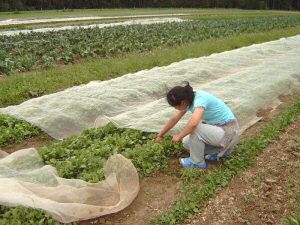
[0,9,300,225]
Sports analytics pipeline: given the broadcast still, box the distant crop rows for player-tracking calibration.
[1,16,300,74]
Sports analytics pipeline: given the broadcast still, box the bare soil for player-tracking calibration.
[1,135,54,153]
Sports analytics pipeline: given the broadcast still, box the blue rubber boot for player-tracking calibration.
[204,153,218,161]
[179,157,207,169]
[205,152,230,161]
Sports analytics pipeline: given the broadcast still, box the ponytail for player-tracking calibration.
[167,82,195,107]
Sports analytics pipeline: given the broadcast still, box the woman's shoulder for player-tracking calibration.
[194,90,211,98]
[194,90,221,104]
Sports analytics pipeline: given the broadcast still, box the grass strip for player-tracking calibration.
[149,96,300,224]
[283,214,300,225]
[1,26,300,108]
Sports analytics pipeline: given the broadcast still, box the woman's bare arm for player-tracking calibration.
[177,107,204,139]
[157,110,187,138]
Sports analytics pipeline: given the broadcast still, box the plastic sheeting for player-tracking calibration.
[1,35,300,139]
[0,149,139,223]
[0,17,185,36]
[0,14,189,26]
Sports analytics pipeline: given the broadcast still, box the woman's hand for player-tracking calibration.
[172,134,182,143]
[155,135,164,143]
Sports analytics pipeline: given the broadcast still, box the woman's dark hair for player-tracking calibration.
[167,82,195,107]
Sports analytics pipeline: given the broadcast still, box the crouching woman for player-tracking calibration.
[156,82,239,169]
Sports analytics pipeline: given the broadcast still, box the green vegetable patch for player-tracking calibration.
[39,123,182,182]
[0,114,41,148]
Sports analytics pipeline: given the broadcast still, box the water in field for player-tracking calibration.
[0,17,185,36]
[1,35,300,139]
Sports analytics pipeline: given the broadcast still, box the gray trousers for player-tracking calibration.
[182,123,225,165]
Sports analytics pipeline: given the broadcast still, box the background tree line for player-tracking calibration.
[0,0,299,11]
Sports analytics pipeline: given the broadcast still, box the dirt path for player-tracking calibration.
[183,118,300,225]
[1,135,53,154]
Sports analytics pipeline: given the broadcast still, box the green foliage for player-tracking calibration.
[0,205,63,225]
[0,114,41,147]
[1,16,300,75]
[39,123,182,182]
[283,214,300,225]
[180,168,205,183]
[0,122,182,224]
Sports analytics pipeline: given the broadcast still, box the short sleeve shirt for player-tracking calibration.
[188,90,236,125]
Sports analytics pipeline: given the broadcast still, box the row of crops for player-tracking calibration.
[0,122,182,225]
[40,123,182,182]
[1,16,300,74]
[0,114,41,148]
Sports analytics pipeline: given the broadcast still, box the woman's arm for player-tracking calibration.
[173,107,204,141]
[157,110,187,140]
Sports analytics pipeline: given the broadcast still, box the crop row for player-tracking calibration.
[1,16,300,74]
[0,123,182,225]
[0,114,41,148]
[40,123,182,182]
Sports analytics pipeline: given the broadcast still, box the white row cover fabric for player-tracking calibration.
[1,35,300,139]
[0,14,189,26]
[0,149,139,223]
[0,17,185,36]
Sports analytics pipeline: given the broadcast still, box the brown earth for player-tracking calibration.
[2,135,54,154]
